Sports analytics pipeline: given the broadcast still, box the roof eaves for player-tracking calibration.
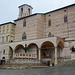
[0,22,16,26]
[44,3,75,15]
[14,13,44,21]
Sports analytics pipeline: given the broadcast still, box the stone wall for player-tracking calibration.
[45,5,75,39]
[14,15,37,41]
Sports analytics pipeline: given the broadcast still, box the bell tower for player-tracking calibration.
[18,4,33,18]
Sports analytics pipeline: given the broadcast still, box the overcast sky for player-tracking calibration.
[0,0,75,24]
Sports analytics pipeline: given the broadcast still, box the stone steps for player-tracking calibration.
[57,60,75,66]
[0,63,48,69]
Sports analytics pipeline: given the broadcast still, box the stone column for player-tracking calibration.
[55,46,57,65]
[13,50,15,59]
[39,48,41,61]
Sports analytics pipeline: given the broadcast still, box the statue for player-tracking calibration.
[23,44,28,53]
[72,46,75,52]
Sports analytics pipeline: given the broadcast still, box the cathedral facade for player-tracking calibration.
[0,4,75,65]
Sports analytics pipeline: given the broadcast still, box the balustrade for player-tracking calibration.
[14,53,37,59]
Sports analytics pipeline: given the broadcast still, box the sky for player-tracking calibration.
[0,0,75,24]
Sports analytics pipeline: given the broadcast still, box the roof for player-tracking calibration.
[18,4,33,9]
[44,3,75,14]
[0,22,16,26]
[14,13,44,21]
[14,3,75,21]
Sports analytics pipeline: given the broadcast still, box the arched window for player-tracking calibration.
[3,50,5,54]
[64,15,68,22]
[23,19,26,27]
[22,32,26,40]
[48,32,51,37]
[48,19,51,26]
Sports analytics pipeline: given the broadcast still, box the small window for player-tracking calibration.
[28,8,30,15]
[48,32,51,37]
[6,36,8,42]
[48,19,51,26]
[22,32,26,40]
[21,8,23,15]
[49,15,50,16]
[7,29,9,33]
[3,50,5,54]
[12,29,14,33]
[64,15,68,22]
[0,37,1,42]
[11,40,13,42]
[12,25,14,28]
[3,26,5,29]
[64,10,66,12]
[0,31,1,34]
[3,30,5,34]
[7,25,9,28]
[23,19,26,27]
[2,37,4,42]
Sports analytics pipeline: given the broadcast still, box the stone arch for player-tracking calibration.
[41,41,55,60]
[57,41,64,48]
[9,46,13,59]
[14,44,24,50]
[57,41,64,59]
[28,43,39,59]
[2,57,5,60]
[14,44,24,54]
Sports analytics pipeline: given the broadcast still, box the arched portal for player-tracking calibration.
[41,41,55,60]
[2,57,5,60]
[9,46,13,59]
[28,43,38,59]
[57,41,64,58]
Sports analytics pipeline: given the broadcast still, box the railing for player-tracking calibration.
[14,53,37,59]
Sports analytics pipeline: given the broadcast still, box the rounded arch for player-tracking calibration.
[9,46,13,59]
[57,41,64,48]
[2,57,5,60]
[28,43,38,48]
[41,41,55,48]
[14,44,24,54]
[41,41,55,59]
[14,44,24,51]
[28,43,39,59]
[57,41,64,59]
